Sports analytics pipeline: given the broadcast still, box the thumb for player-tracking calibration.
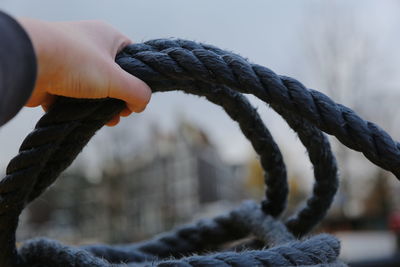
[108,62,152,112]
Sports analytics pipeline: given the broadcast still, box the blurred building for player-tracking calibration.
[18,120,246,244]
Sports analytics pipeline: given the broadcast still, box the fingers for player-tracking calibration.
[37,91,126,127]
[108,63,152,113]
[104,60,152,127]
[105,105,134,127]
[40,95,56,112]
[120,106,133,117]
[106,115,120,127]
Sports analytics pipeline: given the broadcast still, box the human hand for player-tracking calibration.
[18,18,151,126]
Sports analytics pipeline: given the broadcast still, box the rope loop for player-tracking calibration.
[1,38,396,266]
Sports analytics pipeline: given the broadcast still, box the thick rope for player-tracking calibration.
[175,82,338,236]
[81,201,293,263]
[118,39,400,178]
[0,83,339,265]
[0,99,125,266]
[0,38,393,266]
[19,234,342,267]
[0,86,337,265]
[189,83,289,217]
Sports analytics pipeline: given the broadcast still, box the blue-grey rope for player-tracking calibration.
[118,39,400,178]
[20,220,342,267]
[81,201,294,263]
[0,38,393,266]
[0,81,338,266]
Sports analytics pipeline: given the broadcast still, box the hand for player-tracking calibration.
[17,19,152,126]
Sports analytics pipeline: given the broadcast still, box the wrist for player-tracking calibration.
[17,18,57,59]
[17,18,58,88]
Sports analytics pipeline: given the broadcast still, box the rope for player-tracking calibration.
[0,84,338,266]
[19,202,343,266]
[169,81,338,236]
[19,234,342,267]
[1,38,395,266]
[81,201,293,263]
[0,86,338,265]
[118,39,400,178]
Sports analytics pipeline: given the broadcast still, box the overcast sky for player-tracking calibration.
[0,0,399,180]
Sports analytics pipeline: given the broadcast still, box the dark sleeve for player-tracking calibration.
[0,11,37,126]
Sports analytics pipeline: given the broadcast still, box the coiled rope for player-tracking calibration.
[1,38,397,266]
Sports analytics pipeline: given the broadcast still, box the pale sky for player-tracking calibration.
[0,0,399,183]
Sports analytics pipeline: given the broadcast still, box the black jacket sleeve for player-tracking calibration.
[0,11,37,126]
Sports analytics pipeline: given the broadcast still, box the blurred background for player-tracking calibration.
[1,0,400,264]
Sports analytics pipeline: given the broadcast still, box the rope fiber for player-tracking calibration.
[1,38,397,266]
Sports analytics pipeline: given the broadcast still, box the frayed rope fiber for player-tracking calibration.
[2,38,398,266]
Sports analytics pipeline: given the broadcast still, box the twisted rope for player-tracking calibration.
[20,234,343,267]
[180,82,338,236]
[0,85,337,265]
[19,202,342,266]
[81,201,293,263]
[0,99,125,266]
[118,39,400,178]
[0,38,394,266]
[0,84,338,266]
